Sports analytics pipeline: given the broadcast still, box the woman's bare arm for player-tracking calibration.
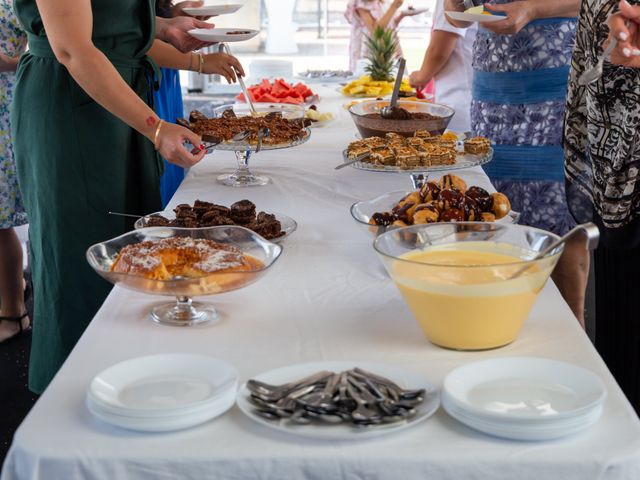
[35,0,204,167]
[409,30,459,88]
[357,0,404,33]
[147,40,245,83]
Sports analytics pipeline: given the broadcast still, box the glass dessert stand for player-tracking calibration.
[341,147,494,189]
[211,103,311,187]
[86,226,282,327]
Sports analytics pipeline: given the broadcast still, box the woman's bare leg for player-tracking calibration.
[552,236,590,328]
[0,227,29,342]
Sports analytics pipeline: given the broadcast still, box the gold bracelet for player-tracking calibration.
[198,53,204,75]
[153,119,164,150]
[188,53,194,72]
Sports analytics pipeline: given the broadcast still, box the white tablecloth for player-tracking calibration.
[4,86,640,480]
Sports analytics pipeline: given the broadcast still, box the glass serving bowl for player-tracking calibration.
[348,100,454,138]
[134,211,297,243]
[86,226,282,327]
[210,103,309,187]
[373,223,563,351]
[351,190,520,237]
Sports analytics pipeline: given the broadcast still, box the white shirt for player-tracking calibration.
[432,0,477,133]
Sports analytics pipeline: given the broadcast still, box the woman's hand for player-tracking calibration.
[157,16,213,52]
[481,1,537,35]
[203,53,245,83]
[409,70,430,88]
[607,0,640,67]
[392,0,405,10]
[155,123,206,168]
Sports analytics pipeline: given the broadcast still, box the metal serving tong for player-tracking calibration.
[221,42,256,116]
[201,130,251,151]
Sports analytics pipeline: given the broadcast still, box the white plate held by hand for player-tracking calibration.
[188,27,259,43]
[445,11,504,23]
[182,4,242,16]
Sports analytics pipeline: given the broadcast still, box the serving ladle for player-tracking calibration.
[508,222,599,280]
[380,58,409,120]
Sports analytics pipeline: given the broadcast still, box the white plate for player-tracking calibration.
[87,386,236,432]
[182,4,242,16]
[88,354,238,416]
[236,361,440,441]
[443,357,607,422]
[442,395,603,441]
[188,27,259,43]
[445,11,504,23]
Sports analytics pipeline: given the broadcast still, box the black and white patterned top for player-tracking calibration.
[564,0,640,233]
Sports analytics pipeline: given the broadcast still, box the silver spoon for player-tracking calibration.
[108,211,142,219]
[380,58,409,120]
[222,43,256,116]
[508,222,599,280]
[202,130,251,150]
[255,127,270,153]
[335,151,370,170]
[578,24,627,86]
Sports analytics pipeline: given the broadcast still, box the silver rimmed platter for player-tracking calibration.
[213,128,310,153]
[351,190,520,237]
[341,147,493,174]
[134,211,297,243]
[236,361,440,441]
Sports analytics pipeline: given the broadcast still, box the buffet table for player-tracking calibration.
[3,85,640,480]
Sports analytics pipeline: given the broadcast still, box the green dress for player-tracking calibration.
[12,0,163,394]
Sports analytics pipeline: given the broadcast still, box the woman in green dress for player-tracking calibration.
[12,0,244,393]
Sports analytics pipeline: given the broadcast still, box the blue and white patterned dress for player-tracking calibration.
[0,1,26,228]
[471,1,577,234]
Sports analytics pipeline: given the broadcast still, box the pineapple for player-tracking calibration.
[364,27,398,82]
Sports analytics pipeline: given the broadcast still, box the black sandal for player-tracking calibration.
[0,313,31,344]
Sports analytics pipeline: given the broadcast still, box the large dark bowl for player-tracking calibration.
[348,100,455,138]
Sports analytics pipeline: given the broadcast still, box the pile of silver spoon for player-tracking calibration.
[247,368,427,427]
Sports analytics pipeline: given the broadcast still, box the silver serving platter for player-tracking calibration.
[134,211,297,243]
[350,189,520,237]
[213,128,311,152]
[341,147,493,174]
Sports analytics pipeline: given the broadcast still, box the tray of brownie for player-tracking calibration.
[135,200,297,242]
[342,131,493,173]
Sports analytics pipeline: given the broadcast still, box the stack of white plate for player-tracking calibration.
[87,354,238,432]
[442,357,607,441]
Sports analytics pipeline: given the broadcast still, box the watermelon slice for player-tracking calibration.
[235,78,316,104]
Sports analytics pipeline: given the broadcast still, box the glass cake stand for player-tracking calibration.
[341,147,494,189]
[211,104,311,187]
[86,226,282,327]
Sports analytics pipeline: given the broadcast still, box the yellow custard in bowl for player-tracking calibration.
[374,223,562,351]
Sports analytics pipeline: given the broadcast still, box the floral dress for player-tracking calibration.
[0,0,27,228]
[471,0,577,235]
[345,0,402,72]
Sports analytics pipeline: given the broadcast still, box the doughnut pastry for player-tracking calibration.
[367,175,511,228]
[462,197,482,221]
[436,188,465,211]
[413,203,440,224]
[440,208,464,222]
[481,212,496,222]
[491,192,511,219]
[439,174,467,192]
[419,181,441,202]
[111,237,259,280]
[465,186,492,212]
